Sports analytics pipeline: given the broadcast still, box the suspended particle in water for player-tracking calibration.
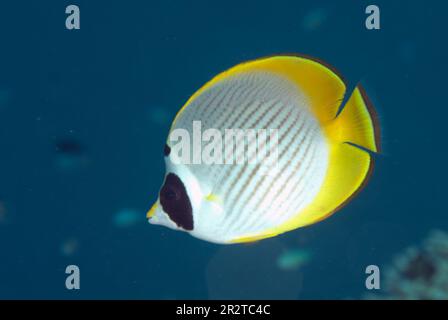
[113,208,141,228]
[54,138,90,170]
[276,248,311,271]
[148,106,171,126]
[55,139,84,155]
[301,7,329,31]
[60,238,79,257]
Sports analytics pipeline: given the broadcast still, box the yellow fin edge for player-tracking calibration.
[169,55,347,139]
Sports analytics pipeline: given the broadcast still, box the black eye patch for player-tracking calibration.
[159,173,193,231]
[164,144,171,157]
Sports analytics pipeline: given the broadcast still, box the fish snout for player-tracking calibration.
[146,202,158,221]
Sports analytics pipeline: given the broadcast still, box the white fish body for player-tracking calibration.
[147,55,380,244]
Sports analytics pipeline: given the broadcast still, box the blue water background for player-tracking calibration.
[0,0,447,299]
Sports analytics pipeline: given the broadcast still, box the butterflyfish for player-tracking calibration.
[147,55,380,244]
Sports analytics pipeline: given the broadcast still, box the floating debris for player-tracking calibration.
[301,7,330,31]
[148,106,171,126]
[277,248,311,271]
[60,238,79,257]
[113,209,141,228]
[55,139,84,155]
[366,230,448,300]
[54,138,90,170]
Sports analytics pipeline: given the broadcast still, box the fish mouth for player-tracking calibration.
[146,197,190,232]
[146,202,158,219]
[147,209,180,231]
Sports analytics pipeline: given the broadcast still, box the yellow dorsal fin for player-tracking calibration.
[170,55,347,134]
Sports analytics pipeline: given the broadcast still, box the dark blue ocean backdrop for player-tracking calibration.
[0,0,447,299]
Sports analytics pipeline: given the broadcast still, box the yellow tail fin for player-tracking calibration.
[288,84,381,228]
[233,85,381,242]
[329,85,381,152]
[228,56,381,242]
